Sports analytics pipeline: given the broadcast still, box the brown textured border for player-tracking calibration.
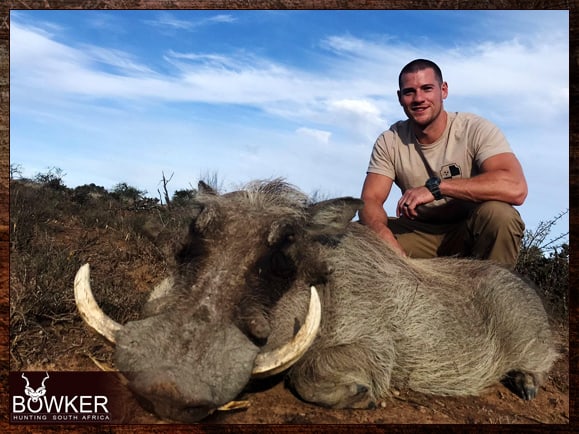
[0,1,575,433]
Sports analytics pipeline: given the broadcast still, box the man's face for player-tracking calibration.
[397,68,448,128]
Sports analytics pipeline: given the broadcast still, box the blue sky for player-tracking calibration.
[10,10,569,244]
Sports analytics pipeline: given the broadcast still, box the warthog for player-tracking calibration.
[74,180,558,423]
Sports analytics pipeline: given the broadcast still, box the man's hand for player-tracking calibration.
[397,186,436,219]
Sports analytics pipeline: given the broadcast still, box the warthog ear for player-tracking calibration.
[267,219,296,246]
[198,180,218,195]
[306,197,364,237]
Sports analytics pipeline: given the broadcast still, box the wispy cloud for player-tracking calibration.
[11,18,568,129]
[80,46,157,75]
[144,12,237,31]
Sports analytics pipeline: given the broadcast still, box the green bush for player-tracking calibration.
[515,210,568,321]
[110,182,147,203]
[171,188,197,207]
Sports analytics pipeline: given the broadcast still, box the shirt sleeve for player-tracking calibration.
[469,115,513,167]
[367,130,396,180]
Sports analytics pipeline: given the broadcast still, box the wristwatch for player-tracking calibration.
[425,176,443,200]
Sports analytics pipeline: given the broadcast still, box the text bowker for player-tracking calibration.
[12,395,110,414]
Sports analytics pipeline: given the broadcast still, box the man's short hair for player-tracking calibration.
[398,59,443,89]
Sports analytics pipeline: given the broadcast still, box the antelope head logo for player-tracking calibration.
[22,372,50,402]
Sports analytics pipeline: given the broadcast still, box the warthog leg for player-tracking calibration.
[287,343,386,409]
[291,369,377,409]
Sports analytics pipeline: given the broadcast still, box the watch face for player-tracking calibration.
[427,177,440,188]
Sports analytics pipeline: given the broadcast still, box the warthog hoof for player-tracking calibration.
[504,370,543,400]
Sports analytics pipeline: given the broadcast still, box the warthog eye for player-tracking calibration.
[270,250,296,278]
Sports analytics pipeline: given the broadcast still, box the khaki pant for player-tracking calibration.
[388,201,525,269]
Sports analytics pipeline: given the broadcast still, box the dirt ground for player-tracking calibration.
[25,321,568,426]
[9,181,570,426]
[18,263,570,426]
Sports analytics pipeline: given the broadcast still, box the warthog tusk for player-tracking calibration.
[251,286,321,378]
[217,400,251,411]
[74,263,122,344]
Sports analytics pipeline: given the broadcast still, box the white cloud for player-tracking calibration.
[329,99,380,117]
[440,38,568,125]
[326,99,386,140]
[12,18,567,134]
[296,127,331,144]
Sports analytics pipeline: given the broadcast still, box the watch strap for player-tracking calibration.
[426,177,443,200]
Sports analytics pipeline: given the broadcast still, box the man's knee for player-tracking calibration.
[388,217,452,259]
[470,201,525,235]
[468,201,525,268]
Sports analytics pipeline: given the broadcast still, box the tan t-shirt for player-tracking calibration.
[367,112,513,222]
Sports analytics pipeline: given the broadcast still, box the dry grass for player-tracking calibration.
[9,178,192,370]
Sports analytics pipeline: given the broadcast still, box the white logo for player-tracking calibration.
[12,372,111,423]
[22,372,49,403]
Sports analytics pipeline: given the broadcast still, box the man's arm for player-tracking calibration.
[440,152,528,204]
[398,152,528,219]
[360,173,407,256]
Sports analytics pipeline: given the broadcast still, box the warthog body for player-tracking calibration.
[75,180,558,422]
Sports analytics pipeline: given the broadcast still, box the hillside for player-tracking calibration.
[9,177,569,424]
